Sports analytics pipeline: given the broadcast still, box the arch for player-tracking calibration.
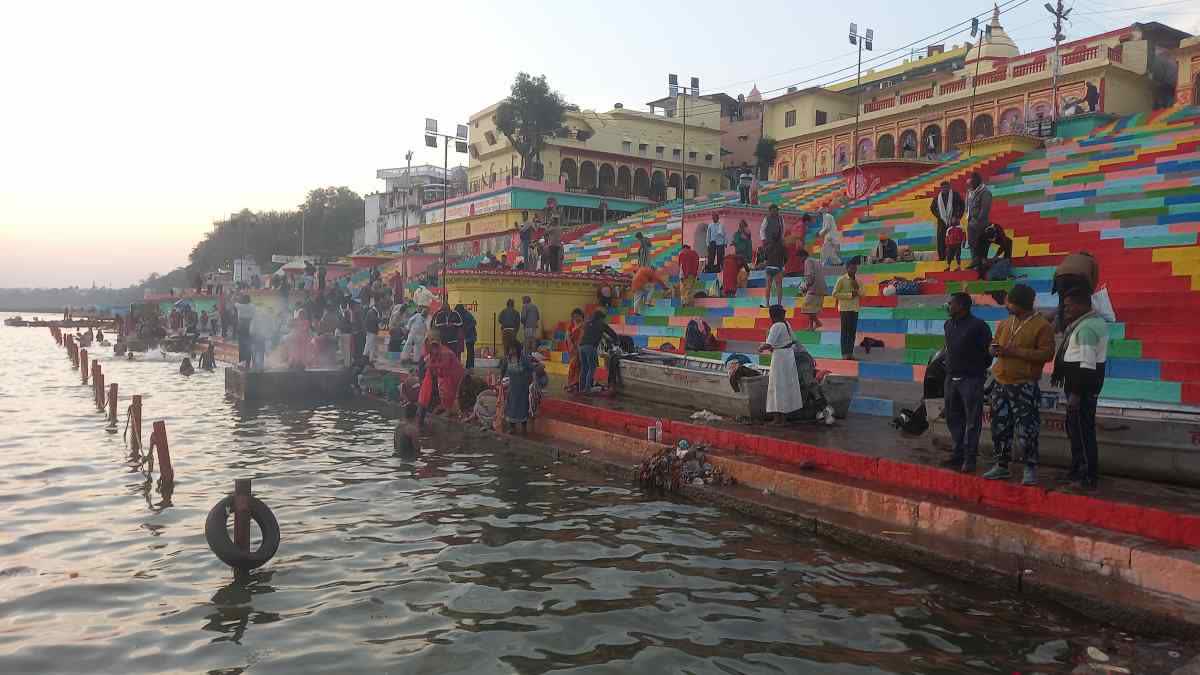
[798,153,811,179]
[598,163,616,192]
[947,119,968,150]
[877,134,895,159]
[579,161,597,189]
[856,137,874,162]
[651,170,666,200]
[834,144,849,169]
[999,108,1023,134]
[667,173,682,195]
[972,114,994,140]
[633,168,650,197]
[778,162,790,179]
[922,125,942,157]
[899,129,918,157]
[560,158,578,188]
[616,165,632,194]
[816,150,830,175]
[685,174,698,194]
[1028,101,1052,121]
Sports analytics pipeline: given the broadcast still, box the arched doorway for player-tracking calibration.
[634,168,650,197]
[579,161,597,189]
[684,174,698,196]
[1193,73,1199,105]
[899,129,918,157]
[922,125,942,158]
[947,120,967,150]
[598,163,616,193]
[834,144,849,170]
[999,108,1023,134]
[778,163,790,179]
[651,170,666,200]
[972,114,994,140]
[668,173,682,198]
[560,158,578,188]
[877,134,895,159]
[616,166,632,195]
[856,137,874,162]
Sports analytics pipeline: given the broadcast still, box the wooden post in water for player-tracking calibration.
[129,394,143,452]
[107,383,118,428]
[80,349,89,385]
[233,479,252,552]
[152,421,174,485]
[95,370,105,411]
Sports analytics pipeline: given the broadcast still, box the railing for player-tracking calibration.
[1011,59,1047,78]
[939,78,968,94]
[864,97,896,113]
[974,68,1007,87]
[1061,45,1099,66]
[898,87,935,105]
[1108,45,1122,63]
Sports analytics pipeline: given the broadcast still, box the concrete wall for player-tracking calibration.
[1103,68,1155,117]
[445,273,604,352]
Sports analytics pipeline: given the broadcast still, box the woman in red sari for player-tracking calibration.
[565,308,585,392]
[426,335,465,415]
[720,252,741,297]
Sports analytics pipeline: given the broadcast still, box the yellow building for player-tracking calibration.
[468,96,724,201]
[762,13,1191,180]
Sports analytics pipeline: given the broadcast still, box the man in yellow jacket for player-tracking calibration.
[983,284,1055,485]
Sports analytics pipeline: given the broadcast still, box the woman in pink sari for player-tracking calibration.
[426,336,465,415]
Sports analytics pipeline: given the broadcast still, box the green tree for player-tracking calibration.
[495,73,568,180]
[754,137,778,180]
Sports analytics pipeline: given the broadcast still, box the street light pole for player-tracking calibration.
[402,149,413,301]
[1045,1,1071,126]
[965,16,993,158]
[424,119,468,305]
[848,23,874,169]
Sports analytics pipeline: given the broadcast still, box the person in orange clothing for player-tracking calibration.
[630,266,668,315]
[720,251,741,297]
[425,334,465,416]
[564,308,585,393]
[285,308,313,369]
[677,244,700,306]
[783,214,812,278]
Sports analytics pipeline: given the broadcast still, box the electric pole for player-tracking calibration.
[1045,1,1071,124]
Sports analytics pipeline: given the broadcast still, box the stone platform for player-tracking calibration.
[224,366,352,402]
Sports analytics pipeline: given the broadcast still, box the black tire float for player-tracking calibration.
[204,495,280,571]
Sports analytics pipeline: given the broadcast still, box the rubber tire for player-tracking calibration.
[204,495,280,571]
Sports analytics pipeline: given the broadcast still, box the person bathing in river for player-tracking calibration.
[179,357,194,376]
[426,333,465,416]
[199,343,217,371]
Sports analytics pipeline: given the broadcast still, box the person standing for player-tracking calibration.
[498,298,521,355]
[401,305,429,365]
[942,292,993,473]
[547,227,563,273]
[677,243,700,306]
[234,294,255,368]
[983,284,1055,485]
[760,205,786,308]
[705,213,726,273]
[362,297,381,363]
[965,171,993,270]
[432,304,464,359]
[797,248,826,330]
[732,219,753,270]
[317,264,327,293]
[832,259,861,360]
[818,210,842,266]
[456,304,477,369]
[1051,288,1108,489]
[520,295,541,355]
[930,181,965,262]
[738,166,753,204]
[564,308,585,393]
[1052,251,1100,333]
[760,304,803,424]
[579,310,619,393]
[517,218,534,263]
[635,232,651,268]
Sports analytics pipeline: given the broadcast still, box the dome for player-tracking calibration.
[969,4,1020,62]
[747,84,762,102]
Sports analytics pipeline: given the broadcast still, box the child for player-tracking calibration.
[945,221,966,270]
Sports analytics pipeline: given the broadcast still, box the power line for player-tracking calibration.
[1074,0,1194,14]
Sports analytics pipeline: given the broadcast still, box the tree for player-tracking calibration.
[495,73,568,180]
[754,137,778,180]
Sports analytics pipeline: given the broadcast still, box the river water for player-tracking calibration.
[0,315,1187,674]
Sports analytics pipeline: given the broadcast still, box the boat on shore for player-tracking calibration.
[3,316,26,326]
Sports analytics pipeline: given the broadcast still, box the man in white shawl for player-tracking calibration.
[818,210,842,266]
[760,304,803,422]
[400,304,429,365]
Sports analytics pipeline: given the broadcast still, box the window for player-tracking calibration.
[639,143,648,155]
[815,110,828,126]
[672,148,681,159]
[784,110,797,127]
[688,151,697,160]
[705,153,714,162]
[656,145,665,157]
[484,131,497,145]
[622,141,632,152]
[737,135,749,142]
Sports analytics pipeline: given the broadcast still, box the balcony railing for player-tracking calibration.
[1061,45,1100,66]
[898,87,935,105]
[1011,59,1047,78]
[974,68,1007,87]
[864,97,896,113]
[939,78,968,94]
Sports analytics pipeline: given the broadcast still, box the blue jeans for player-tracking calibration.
[579,344,599,391]
[945,376,985,465]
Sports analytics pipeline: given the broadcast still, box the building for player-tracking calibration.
[468,98,724,202]
[361,164,467,251]
[647,85,766,185]
[763,11,1190,181]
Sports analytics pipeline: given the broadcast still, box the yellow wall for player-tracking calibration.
[445,273,601,351]
[763,91,854,145]
[419,211,522,246]
[1102,68,1154,117]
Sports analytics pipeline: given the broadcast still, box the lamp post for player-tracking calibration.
[848,23,874,169]
[1045,1,1071,126]
[424,119,469,303]
[965,16,993,158]
[668,74,700,222]
[402,149,413,300]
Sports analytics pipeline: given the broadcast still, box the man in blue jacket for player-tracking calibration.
[942,292,993,473]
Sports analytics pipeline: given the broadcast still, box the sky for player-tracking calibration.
[1,0,1197,288]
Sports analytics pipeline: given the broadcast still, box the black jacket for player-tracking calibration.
[581,318,619,347]
[929,190,965,225]
[943,313,992,378]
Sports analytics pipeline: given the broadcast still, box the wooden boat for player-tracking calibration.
[3,316,26,327]
[616,351,769,420]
